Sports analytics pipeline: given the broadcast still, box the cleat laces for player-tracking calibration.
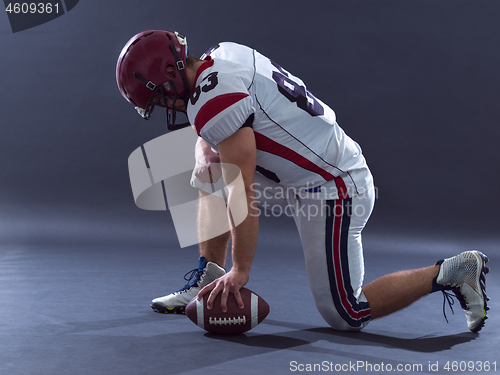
[177,268,204,292]
[440,290,456,323]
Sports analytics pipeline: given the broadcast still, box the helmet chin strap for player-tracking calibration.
[166,40,191,130]
[169,41,190,97]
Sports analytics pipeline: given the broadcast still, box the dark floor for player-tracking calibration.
[0,213,498,375]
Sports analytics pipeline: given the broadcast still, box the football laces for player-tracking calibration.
[209,316,247,326]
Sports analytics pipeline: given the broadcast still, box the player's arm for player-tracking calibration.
[197,126,258,312]
[194,138,230,268]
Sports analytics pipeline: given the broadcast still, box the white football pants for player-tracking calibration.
[253,172,375,331]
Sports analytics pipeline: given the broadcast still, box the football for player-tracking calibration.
[185,287,270,334]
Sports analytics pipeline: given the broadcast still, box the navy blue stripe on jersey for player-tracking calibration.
[325,199,370,328]
[255,165,280,183]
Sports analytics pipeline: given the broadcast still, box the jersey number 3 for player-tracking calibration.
[191,72,219,105]
[271,61,324,117]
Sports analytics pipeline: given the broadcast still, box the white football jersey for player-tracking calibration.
[187,42,372,198]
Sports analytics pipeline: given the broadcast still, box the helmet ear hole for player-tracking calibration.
[165,65,176,78]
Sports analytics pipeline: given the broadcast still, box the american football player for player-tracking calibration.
[116,30,489,332]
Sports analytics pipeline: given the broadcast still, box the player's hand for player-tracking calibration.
[197,269,249,313]
[194,159,222,184]
[194,148,222,184]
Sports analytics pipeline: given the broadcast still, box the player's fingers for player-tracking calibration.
[197,280,216,301]
[194,168,206,183]
[207,163,213,184]
[220,282,230,313]
[212,163,222,181]
[206,281,223,310]
[232,286,244,309]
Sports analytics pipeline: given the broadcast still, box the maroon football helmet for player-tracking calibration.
[116,30,191,131]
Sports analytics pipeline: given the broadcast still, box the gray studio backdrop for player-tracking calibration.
[1,0,499,248]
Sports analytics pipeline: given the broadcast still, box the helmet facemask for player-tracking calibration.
[134,73,191,131]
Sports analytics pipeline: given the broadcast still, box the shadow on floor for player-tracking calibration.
[207,319,477,353]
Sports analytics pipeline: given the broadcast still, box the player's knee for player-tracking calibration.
[322,313,366,332]
[316,303,369,332]
[328,319,366,332]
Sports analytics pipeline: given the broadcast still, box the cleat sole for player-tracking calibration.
[151,303,186,315]
[471,251,489,333]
